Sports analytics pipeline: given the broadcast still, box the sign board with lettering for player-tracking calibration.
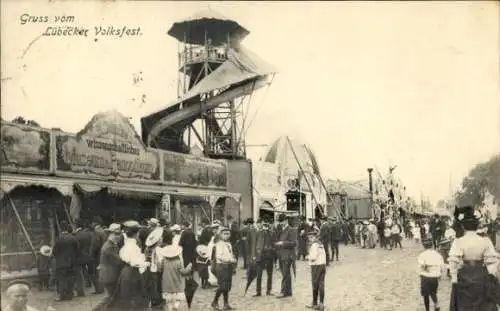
[1,122,51,174]
[55,111,160,181]
[163,151,227,189]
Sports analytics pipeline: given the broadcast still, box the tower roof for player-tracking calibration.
[168,8,250,45]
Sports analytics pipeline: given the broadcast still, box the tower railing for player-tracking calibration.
[179,45,228,68]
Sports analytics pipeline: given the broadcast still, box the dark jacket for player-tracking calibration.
[276,225,297,261]
[253,229,277,261]
[199,227,214,245]
[53,232,79,269]
[74,228,94,265]
[330,222,343,241]
[179,228,197,266]
[319,222,330,244]
[98,239,124,285]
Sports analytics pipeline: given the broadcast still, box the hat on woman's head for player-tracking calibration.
[39,245,52,257]
[145,227,164,247]
[106,223,122,233]
[455,205,482,228]
[123,220,141,229]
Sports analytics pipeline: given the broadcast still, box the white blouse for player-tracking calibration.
[448,231,499,281]
[119,238,149,274]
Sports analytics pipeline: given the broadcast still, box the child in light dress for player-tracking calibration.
[158,230,192,311]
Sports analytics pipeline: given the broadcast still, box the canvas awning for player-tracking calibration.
[0,174,241,202]
[143,45,276,120]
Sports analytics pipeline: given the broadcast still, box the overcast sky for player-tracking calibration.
[2,1,499,203]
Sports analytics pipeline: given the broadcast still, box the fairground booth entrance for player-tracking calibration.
[0,111,242,280]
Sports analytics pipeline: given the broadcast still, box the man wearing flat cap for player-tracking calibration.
[2,280,38,311]
[275,213,297,298]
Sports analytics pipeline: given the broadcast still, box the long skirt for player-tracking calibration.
[215,263,233,292]
[107,265,148,311]
[450,264,499,311]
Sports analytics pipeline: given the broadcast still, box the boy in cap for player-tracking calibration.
[2,280,39,311]
[418,238,445,311]
[212,226,236,310]
[307,229,326,310]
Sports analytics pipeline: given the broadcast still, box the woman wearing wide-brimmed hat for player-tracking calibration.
[449,206,500,311]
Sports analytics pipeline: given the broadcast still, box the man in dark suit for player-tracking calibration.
[92,223,124,311]
[330,218,343,261]
[52,221,79,301]
[275,214,297,298]
[179,221,198,268]
[240,219,251,269]
[319,217,331,265]
[74,219,96,296]
[252,220,277,297]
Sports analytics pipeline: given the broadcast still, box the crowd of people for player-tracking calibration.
[3,213,347,311]
[3,207,500,311]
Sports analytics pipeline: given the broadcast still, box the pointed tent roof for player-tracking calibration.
[261,136,321,176]
[168,8,250,45]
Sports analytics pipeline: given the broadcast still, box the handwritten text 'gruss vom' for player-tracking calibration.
[19,14,142,39]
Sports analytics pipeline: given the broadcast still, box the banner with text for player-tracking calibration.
[55,111,160,181]
[163,151,227,189]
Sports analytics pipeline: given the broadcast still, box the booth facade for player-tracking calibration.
[0,111,242,280]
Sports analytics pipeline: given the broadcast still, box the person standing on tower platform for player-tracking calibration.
[275,214,297,298]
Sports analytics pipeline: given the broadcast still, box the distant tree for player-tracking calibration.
[456,154,500,207]
[12,116,26,124]
[27,120,40,127]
